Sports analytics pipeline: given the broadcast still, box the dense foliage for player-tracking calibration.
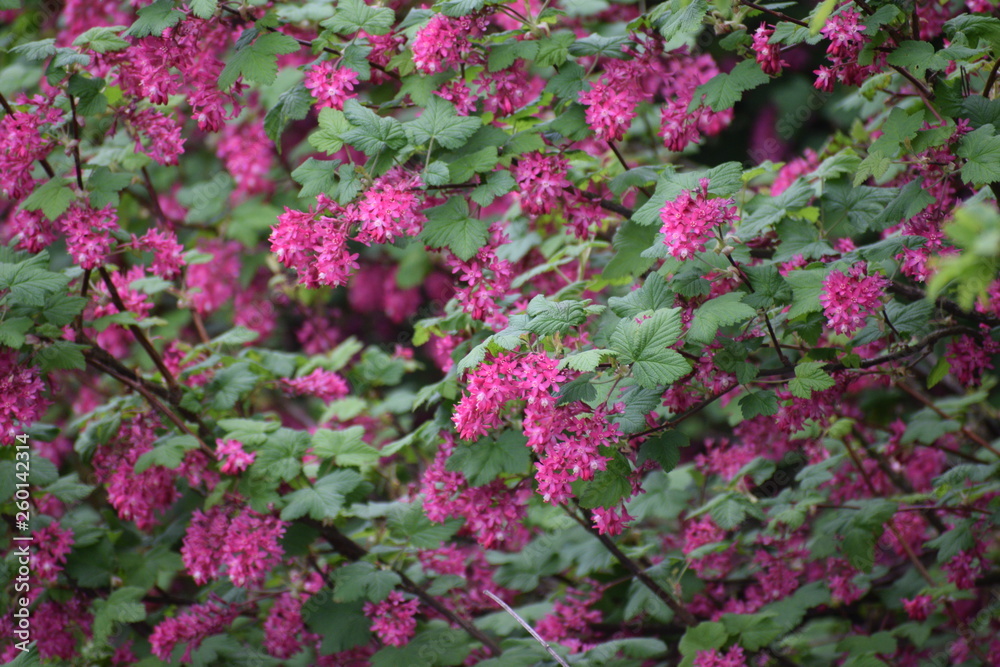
[2,0,1000,664]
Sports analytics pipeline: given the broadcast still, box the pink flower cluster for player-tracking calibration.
[60,203,120,270]
[31,522,74,584]
[578,46,655,141]
[0,96,61,199]
[514,152,571,217]
[753,24,786,75]
[215,438,255,474]
[281,368,350,402]
[363,591,420,647]
[420,431,532,549]
[658,50,733,151]
[181,505,287,588]
[150,598,238,662]
[0,350,49,446]
[304,61,360,110]
[132,227,186,279]
[349,169,427,245]
[270,203,359,288]
[693,646,748,667]
[411,13,488,74]
[659,178,738,260]
[536,588,602,654]
[446,222,515,329]
[818,262,887,335]
[814,9,880,91]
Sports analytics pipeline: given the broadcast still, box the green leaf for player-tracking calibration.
[534,32,576,68]
[190,0,218,18]
[281,469,363,520]
[35,341,86,372]
[576,448,632,509]
[789,361,836,399]
[87,168,133,209]
[447,146,498,182]
[312,426,380,467]
[208,362,258,410]
[610,308,690,389]
[637,430,688,473]
[604,219,657,279]
[471,170,515,206]
[0,261,69,308]
[784,268,828,319]
[0,317,32,348]
[419,197,489,261]
[310,108,351,155]
[488,39,539,71]
[609,274,673,319]
[292,158,339,198]
[332,562,402,602]
[125,0,184,38]
[690,59,769,113]
[265,81,312,144]
[406,96,482,150]
[388,500,464,548]
[437,0,486,17]
[43,474,94,504]
[544,61,587,99]
[679,622,727,666]
[21,178,75,221]
[686,292,757,345]
[558,349,612,373]
[651,0,709,43]
[822,179,898,234]
[134,435,199,473]
[958,123,1000,184]
[72,26,130,53]
[219,31,300,89]
[446,431,531,486]
[739,390,779,419]
[341,99,407,156]
[568,34,631,58]
[525,295,594,336]
[92,587,147,644]
[886,40,937,77]
[322,0,395,34]
[809,0,838,35]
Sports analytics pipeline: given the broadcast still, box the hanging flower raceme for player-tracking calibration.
[0,350,49,446]
[514,152,571,217]
[0,96,61,200]
[363,591,420,647]
[410,13,488,74]
[149,598,238,662]
[753,24,786,75]
[659,178,739,260]
[180,505,287,588]
[304,61,360,110]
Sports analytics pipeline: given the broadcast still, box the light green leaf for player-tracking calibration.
[419,196,489,260]
[322,0,395,35]
[789,361,836,398]
[219,31,301,89]
[406,96,482,150]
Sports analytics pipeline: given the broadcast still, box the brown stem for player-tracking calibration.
[738,0,808,27]
[986,59,1000,98]
[304,520,502,656]
[894,380,1000,457]
[888,65,944,124]
[141,167,169,225]
[565,505,697,626]
[888,281,1000,327]
[68,95,86,190]
[97,267,180,395]
[756,326,981,378]
[606,141,652,197]
[633,384,740,438]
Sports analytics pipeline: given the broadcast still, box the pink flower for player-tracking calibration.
[659,178,738,260]
[818,263,887,335]
[411,14,487,74]
[514,152,570,217]
[216,439,255,475]
[181,506,287,588]
[693,645,748,667]
[264,593,306,658]
[281,368,350,402]
[304,61,360,110]
[150,598,237,662]
[60,203,120,270]
[133,228,186,279]
[902,595,934,621]
[31,522,74,584]
[0,96,61,200]
[579,82,639,141]
[348,168,426,245]
[0,351,49,446]
[946,332,998,386]
[363,591,419,647]
[753,24,786,75]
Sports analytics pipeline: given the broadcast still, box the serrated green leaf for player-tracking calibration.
[958,123,1000,184]
[690,59,769,113]
[788,361,836,398]
[21,179,75,221]
[281,469,363,520]
[687,292,757,344]
[219,31,300,89]
[446,431,531,486]
[125,0,184,37]
[419,196,489,260]
[406,96,481,150]
[610,308,690,389]
[72,26,130,53]
[739,390,779,419]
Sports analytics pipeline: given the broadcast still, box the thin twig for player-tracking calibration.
[985,59,1000,98]
[97,267,180,394]
[68,95,86,190]
[895,380,1000,457]
[633,385,740,438]
[565,505,697,626]
[483,591,569,667]
[738,0,808,27]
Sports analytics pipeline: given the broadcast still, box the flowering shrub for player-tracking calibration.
[2,0,1000,665]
